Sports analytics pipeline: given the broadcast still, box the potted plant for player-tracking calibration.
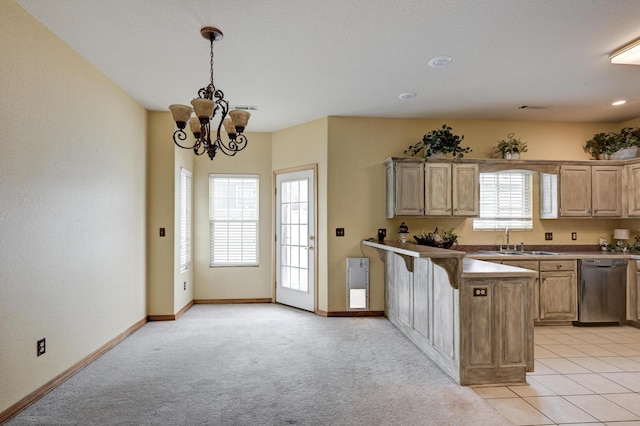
[583,132,616,159]
[494,133,528,159]
[610,127,640,160]
[584,127,640,159]
[413,227,459,249]
[404,124,472,160]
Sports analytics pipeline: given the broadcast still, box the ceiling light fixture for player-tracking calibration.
[612,100,627,106]
[609,37,640,65]
[169,27,250,160]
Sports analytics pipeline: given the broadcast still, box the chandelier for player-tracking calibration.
[169,27,250,160]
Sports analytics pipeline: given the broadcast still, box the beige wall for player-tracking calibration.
[326,117,631,311]
[272,118,329,311]
[192,128,273,300]
[146,112,176,315]
[0,1,147,413]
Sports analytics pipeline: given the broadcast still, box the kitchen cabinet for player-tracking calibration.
[385,160,424,217]
[559,165,621,217]
[424,163,479,216]
[385,158,478,218]
[502,260,540,321]
[538,260,577,321]
[624,162,640,217]
[498,259,576,323]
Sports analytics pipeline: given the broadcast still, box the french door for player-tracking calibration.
[275,168,316,312]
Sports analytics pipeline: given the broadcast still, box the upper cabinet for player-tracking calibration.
[385,158,479,218]
[386,160,425,217]
[624,163,640,217]
[559,165,621,217]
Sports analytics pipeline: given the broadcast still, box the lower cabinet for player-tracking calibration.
[500,259,577,323]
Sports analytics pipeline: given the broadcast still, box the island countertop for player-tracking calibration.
[362,239,538,279]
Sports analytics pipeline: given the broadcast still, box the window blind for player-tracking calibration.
[209,174,259,266]
[473,171,533,230]
[180,168,192,272]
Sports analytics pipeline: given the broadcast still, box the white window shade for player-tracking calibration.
[210,174,259,266]
[180,168,192,272]
[474,171,533,230]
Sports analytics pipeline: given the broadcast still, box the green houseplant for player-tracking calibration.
[404,124,472,159]
[413,227,459,249]
[494,133,528,159]
[584,127,640,159]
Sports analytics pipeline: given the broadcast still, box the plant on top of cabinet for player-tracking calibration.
[584,127,640,160]
[404,124,472,160]
[413,227,459,249]
[494,133,528,159]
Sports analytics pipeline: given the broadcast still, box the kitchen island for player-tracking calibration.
[363,240,538,385]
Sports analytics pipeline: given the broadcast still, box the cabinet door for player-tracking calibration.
[393,162,425,216]
[592,165,622,216]
[539,271,577,320]
[560,165,591,217]
[626,163,640,217]
[424,163,452,216]
[502,260,539,321]
[452,163,479,216]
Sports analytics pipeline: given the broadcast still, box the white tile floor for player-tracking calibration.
[473,325,640,425]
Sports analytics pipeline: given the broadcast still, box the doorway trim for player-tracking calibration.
[272,164,318,313]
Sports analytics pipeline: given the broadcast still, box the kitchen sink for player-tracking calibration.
[477,250,559,256]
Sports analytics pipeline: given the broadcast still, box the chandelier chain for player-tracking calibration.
[209,38,215,87]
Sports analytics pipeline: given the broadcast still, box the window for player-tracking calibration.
[209,174,259,266]
[473,170,533,230]
[180,168,192,272]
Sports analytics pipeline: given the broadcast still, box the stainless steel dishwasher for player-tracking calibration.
[575,258,627,325]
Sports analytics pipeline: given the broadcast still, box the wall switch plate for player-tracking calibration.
[571,232,577,241]
[183,282,187,291]
[37,338,46,357]
[159,228,165,237]
[545,232,553,241]
[336,228,345,237]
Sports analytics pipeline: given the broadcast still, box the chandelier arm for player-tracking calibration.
[215,134,248,156]
[172,129,197,150]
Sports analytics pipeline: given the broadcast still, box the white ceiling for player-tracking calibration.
[15,0,640,132]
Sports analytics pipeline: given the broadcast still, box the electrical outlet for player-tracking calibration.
[183,281,187,291]
[473,288,488,297]
[159,228,165,237]
[571,232,577,241]
[336,228,345,237]
[37,338,46,357]
[545,232,553,241]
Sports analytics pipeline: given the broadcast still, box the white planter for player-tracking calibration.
[609,146,639,160]
[503,152,520,159]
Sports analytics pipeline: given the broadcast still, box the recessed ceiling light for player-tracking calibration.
[428,56,453,68]
[398,92,417,100]
[612,100,627,106]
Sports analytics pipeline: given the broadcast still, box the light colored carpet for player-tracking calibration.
[7,304,510,425]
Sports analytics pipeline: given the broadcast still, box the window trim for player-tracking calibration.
[209,173,259,267]
[473,170,533,231]
[179,168,192,273]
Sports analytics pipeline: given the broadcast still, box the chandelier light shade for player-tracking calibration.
[169,27,250,160]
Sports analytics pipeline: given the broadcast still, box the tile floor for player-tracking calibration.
[472,325,640,425]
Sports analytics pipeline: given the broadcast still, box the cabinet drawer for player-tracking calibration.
[540,260,576,272]
[502,260,539,271]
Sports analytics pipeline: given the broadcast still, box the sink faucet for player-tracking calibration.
[505,227,510,250]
